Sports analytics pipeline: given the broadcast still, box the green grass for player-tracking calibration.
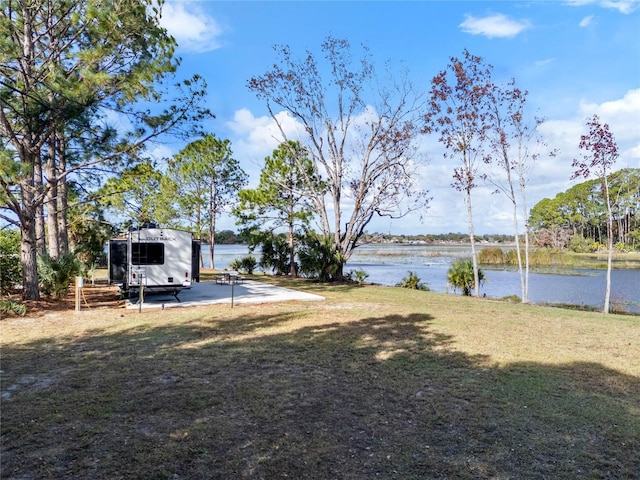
[2,278,639,479]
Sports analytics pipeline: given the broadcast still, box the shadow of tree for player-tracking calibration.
[2,311,638,479]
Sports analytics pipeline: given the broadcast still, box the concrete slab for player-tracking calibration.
[125,280,324,310]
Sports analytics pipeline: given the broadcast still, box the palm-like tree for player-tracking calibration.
[447,259,485,296]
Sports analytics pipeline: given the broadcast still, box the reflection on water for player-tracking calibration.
[204,244,640,313]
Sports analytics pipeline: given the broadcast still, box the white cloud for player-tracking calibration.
[224,109,309,188]
[564,0,640,14]
[602,0,640,13]
[532,87,640,202]
[159,2,224,53]
[147,144,174,163]
[578,88,640,160]
[459,13,531,38]
[535,58,556,67]
[227,109,305,154]
[579,14,595,26]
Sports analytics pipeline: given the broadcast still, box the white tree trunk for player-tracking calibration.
[603,177,613,313]
[466,189,480,297]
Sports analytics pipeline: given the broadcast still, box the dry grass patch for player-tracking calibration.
[2,279,639,479]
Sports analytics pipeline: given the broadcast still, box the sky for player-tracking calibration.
[156,0,640,235]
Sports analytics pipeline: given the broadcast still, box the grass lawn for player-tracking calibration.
[1,277,639,479]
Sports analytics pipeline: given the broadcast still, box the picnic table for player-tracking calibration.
[214,272,245,285]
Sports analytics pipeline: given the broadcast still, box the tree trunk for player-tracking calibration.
[288,220,297,277]
[57,136,69,256]
[45,133,60,258]
[519,169,530,303]
[603,177,613,313]
[34,161,46,256]
[20,181,40,300]
[57,178,69,256]
[209,225,215,270]
[466,188,480,297]
[208,184,216,270]
[512,202,525,301]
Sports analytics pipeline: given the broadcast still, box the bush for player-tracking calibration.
[229,255,258,274]
[614,242,632,253]
[0,299,26,316]
[396,271,429,291]
[447,259,485,296]
[240,255,257,274]
[297,234,345,282]
[568,235,592,253]
[254,233,291,275]
[37,253,83,299]
[349,269,369,286]
[0,229,22,295]
[501,295,522,303]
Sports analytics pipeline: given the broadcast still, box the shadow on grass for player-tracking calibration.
[2,311,639,479]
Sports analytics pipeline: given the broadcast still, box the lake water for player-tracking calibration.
[203,244,640,314]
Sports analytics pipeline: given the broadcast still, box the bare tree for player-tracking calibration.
[485,80,556,303]
[424,50,493,297]
[248,37,429,279]
[572,114,619,313]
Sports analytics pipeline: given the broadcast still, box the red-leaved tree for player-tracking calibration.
[424,50,494,297]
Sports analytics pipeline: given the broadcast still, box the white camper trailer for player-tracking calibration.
[108,226,200,300]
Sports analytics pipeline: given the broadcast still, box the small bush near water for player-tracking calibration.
[396,271,429,290]
[447,259,485,296]
[229,255,258,274]
[348,269,369,285]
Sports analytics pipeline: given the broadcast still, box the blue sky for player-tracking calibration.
[157,0,640,235]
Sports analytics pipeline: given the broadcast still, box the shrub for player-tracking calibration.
[0,299,26,316]
[240,255,257,274]
[229,255,258,274]
[37,252,83,299]
[568,235,592,253]
[501,295,522,303]
[614,242,632,253]
[0,229,21,295]
[254,233,290,275]
[298,234,345,282]
[447,259,485,296]
[396,271,429,291]
[349,269,369,286]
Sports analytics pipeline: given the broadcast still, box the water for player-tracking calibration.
[203,244,640,313]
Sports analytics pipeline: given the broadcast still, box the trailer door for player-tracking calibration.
[108,239,128,285]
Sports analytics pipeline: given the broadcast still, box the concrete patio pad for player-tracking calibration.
[125,279,324,310]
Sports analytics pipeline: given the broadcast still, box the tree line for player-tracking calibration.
[1,1,630,313]
[530,168,640,251]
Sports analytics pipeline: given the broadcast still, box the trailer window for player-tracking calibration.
[132,243,164,265]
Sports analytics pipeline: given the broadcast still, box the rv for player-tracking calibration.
[108,226,200,300]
